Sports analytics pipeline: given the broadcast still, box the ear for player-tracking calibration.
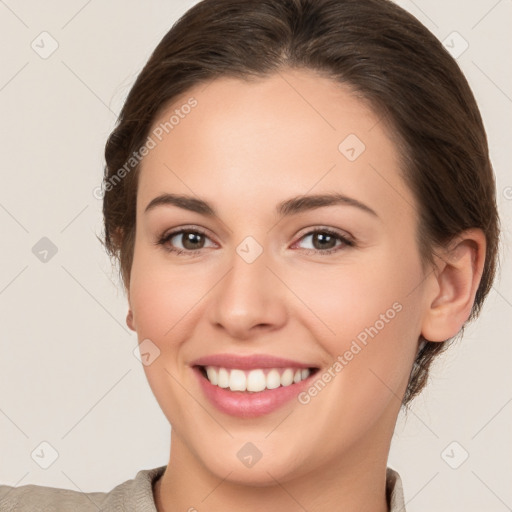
[126,289,136,332]
[126,309,136,331]
[421,228,486,342]
[125,273,136,331]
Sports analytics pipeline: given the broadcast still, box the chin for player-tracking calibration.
[194,437,313,487]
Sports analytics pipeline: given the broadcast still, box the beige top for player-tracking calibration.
[0,466,406,511]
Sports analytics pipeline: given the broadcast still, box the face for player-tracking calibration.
[128,68,430,484]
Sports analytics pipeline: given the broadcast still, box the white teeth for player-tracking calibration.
[206,366,218,385]
[281,368,294,386]
[202,366,312,392]
[218,368,230,388]
[266,369,281,389]
[247,369,266,392]
[229,369,246,391]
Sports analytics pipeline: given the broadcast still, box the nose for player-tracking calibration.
[208,246,288,340]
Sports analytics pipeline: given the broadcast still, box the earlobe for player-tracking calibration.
[126,309,136,331]
[421,229,486,342]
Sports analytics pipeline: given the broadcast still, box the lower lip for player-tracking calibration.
[192,366,316,418]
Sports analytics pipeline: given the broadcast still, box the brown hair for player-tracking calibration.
[102,0,500,405]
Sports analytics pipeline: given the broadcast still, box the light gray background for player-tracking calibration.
[0,1,510,510]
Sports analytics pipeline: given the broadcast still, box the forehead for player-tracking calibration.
[137,68,414,223]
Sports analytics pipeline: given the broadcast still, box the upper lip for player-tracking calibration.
[190,353,317,370]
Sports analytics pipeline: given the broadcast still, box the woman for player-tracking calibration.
[0,0,500,510]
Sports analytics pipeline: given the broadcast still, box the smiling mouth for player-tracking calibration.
[195,365,320,393]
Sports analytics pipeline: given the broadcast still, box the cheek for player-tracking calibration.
[128,255,207,422]
[130,265,206,343]
[289,245,423,397]
[290,246,422,343]
[129,234,200,328]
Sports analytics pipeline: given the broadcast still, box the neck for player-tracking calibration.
[154,424,394,512]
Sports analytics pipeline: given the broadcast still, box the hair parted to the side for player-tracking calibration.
[101,0,500,406]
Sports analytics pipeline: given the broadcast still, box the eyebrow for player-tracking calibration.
[144,192,378,218]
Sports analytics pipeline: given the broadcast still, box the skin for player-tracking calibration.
[125,68,486,512]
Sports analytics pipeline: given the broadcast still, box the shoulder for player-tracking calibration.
[0,466,166,512]
[0,482,102,511]
[386,466,407,512]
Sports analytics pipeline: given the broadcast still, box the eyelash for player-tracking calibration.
[155,226,355,257]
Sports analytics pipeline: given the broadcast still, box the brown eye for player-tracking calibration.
[310,232,337,250]
[177,231,206,250]
[295,229,354,255]
[157,228,216,255]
